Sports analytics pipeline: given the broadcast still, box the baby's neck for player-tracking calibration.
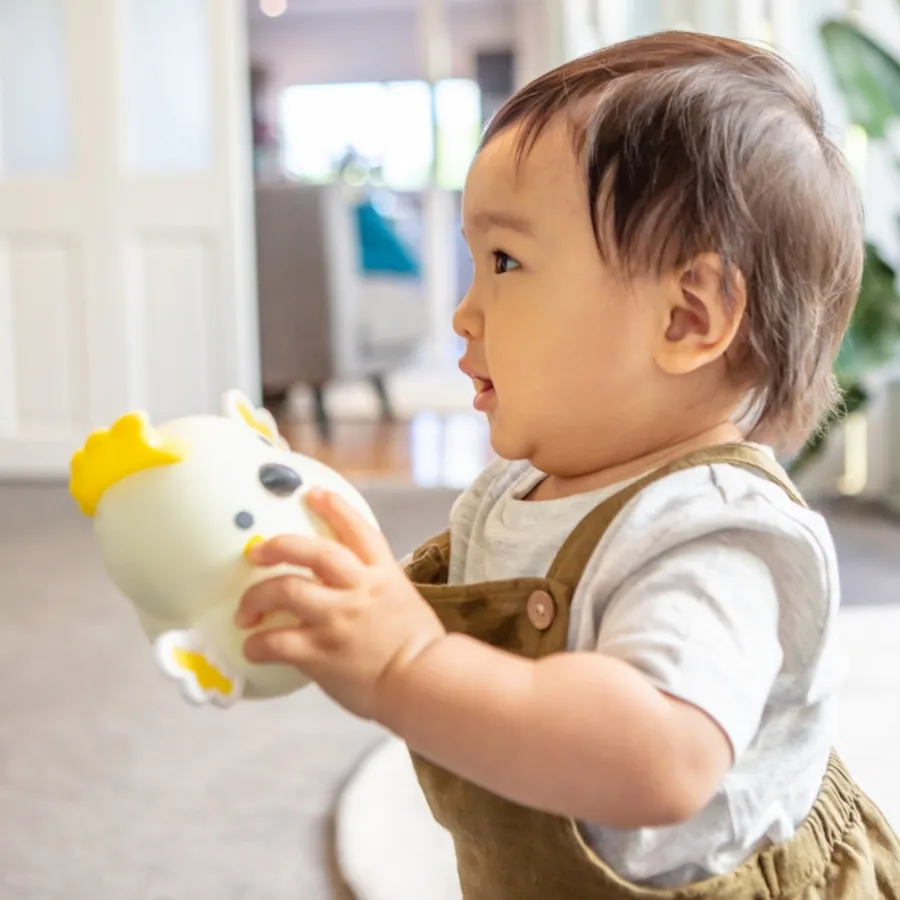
[526,422,745,502]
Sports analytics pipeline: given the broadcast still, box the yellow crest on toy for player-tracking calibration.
[69,412,185,517]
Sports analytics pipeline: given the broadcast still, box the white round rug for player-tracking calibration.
[335,735,461,900]
[334,606,900,900]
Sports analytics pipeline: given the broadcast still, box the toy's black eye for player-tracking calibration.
[259,463,302,497]
[235,511,255,530]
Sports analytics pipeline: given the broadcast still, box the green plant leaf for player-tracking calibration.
[835,242,900,383]
[820,19,900,137]
[792,240,900,475]
[794,20,900,474]
[787,383,869,476]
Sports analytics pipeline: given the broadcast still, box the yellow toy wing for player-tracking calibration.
[153,629,244,708]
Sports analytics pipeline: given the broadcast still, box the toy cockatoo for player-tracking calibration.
[68,390,379,709]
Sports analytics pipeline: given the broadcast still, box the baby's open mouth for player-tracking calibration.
[472,377,496,411]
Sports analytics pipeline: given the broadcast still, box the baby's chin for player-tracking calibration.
[486,419,539,465]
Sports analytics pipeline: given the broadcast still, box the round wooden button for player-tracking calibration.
[526,590,556,631]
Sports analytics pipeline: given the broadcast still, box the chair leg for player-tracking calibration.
[311,383,331,442]
[262,388,290,420]
[370,374,394,422]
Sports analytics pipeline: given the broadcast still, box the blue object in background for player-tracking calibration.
[354,199,421,277]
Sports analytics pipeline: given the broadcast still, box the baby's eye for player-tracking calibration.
[493,251,521,275]
[234,511,255,530]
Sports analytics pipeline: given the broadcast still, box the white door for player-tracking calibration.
[0,0,258,478]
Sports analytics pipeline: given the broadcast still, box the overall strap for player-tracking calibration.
[546,443,804,588]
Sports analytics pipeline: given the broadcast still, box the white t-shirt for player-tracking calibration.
[443,448,845,887]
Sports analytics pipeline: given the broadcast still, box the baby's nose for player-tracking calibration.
[258,463,303,497]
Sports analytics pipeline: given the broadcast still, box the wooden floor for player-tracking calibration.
[277,411,495,487]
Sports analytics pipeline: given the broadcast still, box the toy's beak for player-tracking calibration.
[243,535,264,558]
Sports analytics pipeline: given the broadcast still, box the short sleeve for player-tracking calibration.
[593,532,785,762]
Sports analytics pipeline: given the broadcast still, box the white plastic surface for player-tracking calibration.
[336,736,462,900]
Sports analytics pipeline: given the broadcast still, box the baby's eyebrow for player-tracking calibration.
[466,210,535,237]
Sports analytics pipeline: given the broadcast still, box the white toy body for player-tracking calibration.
[69,390,379,709]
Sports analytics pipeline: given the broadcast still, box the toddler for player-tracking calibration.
[236,31,900,899]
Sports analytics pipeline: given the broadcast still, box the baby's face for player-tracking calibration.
[456,121,670,474]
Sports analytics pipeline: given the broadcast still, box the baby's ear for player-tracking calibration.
[655,253,746,375]
[221,390,290,450]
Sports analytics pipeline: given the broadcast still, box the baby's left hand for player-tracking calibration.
[235,488,446,721]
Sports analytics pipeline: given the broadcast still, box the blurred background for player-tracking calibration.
[1,1,899,899]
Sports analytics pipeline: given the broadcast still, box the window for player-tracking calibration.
[279,78,482,190]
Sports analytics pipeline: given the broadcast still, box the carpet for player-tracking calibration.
[0,482,898,900]
[0,481,456,900]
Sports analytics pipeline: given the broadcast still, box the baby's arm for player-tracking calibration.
[379,632,733,828]
[378,535,784,830]
[237,485,791,832]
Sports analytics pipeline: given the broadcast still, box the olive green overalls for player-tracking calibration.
[403,444,900,899]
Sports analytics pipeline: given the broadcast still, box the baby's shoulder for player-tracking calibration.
[592,456,838,607]
[621,456,831,544]
[572,457,843,684]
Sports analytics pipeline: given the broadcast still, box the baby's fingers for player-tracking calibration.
[243,627,315,667]
[306,488,392,566]
[249,534,363,588]
[236,574,337,629]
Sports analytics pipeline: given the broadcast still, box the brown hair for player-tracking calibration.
[482,31,865,451]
